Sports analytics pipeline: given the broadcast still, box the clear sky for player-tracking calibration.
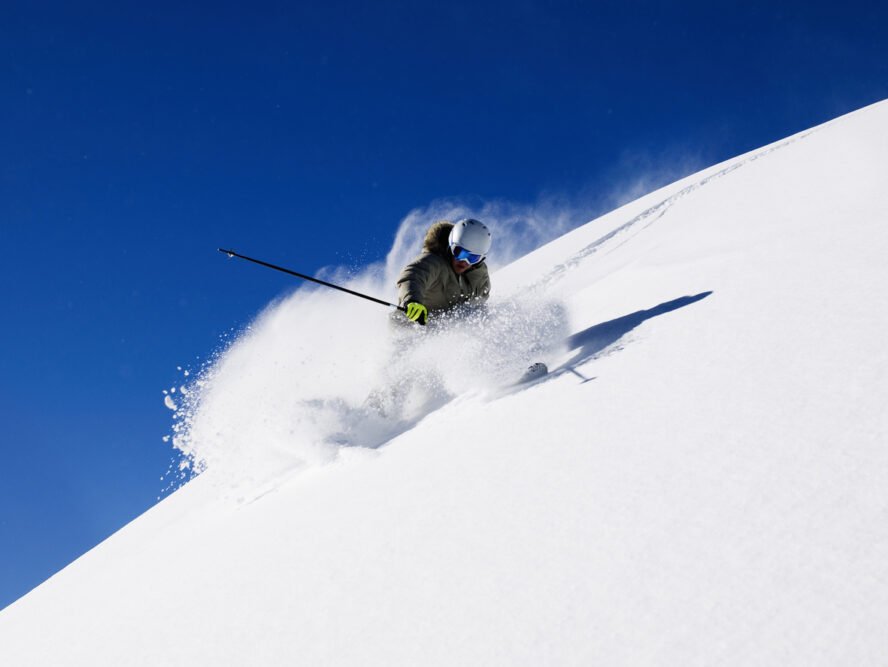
[1,0,885,610]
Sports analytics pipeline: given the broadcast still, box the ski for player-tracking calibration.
[514,362,548,385]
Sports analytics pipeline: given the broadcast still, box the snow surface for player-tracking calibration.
[2,100,887,665]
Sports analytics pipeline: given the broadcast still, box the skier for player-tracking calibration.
[396,218,492,325]
[396,217,547,383]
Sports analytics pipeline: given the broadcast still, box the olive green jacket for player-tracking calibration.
[396,221,491,313]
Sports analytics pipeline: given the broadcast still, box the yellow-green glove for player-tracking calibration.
[405,302,428,325]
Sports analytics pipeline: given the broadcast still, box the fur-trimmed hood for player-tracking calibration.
[422,221,454,256]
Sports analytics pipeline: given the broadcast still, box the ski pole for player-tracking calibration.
[218,248,406,312]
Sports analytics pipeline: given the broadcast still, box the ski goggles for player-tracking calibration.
[451,245,485,265]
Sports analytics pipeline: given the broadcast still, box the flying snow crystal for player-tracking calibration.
[164,394,177,411]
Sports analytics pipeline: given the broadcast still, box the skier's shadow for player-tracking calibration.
[557,291,713,381]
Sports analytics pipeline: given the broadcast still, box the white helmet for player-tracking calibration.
[448,218,492,263]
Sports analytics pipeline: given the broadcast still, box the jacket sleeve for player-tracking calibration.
[469,264,491,303]
[396,254,437,307]
[477,270,491,302]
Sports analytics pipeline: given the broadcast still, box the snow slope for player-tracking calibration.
[2,100,887,665]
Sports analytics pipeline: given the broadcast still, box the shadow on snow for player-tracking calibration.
[341,292,713,449]
[557,291,713,381]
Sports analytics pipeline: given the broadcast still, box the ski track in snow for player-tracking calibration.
[536,127,820,291]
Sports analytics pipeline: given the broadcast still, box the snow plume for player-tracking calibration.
[381,194,589,284]
[594,145,707,214]
[170,248,568,496]
[170,291,566,493]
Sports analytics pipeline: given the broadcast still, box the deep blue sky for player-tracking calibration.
[1,0,886,610]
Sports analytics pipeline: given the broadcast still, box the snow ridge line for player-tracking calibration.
[532,127,820,292]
